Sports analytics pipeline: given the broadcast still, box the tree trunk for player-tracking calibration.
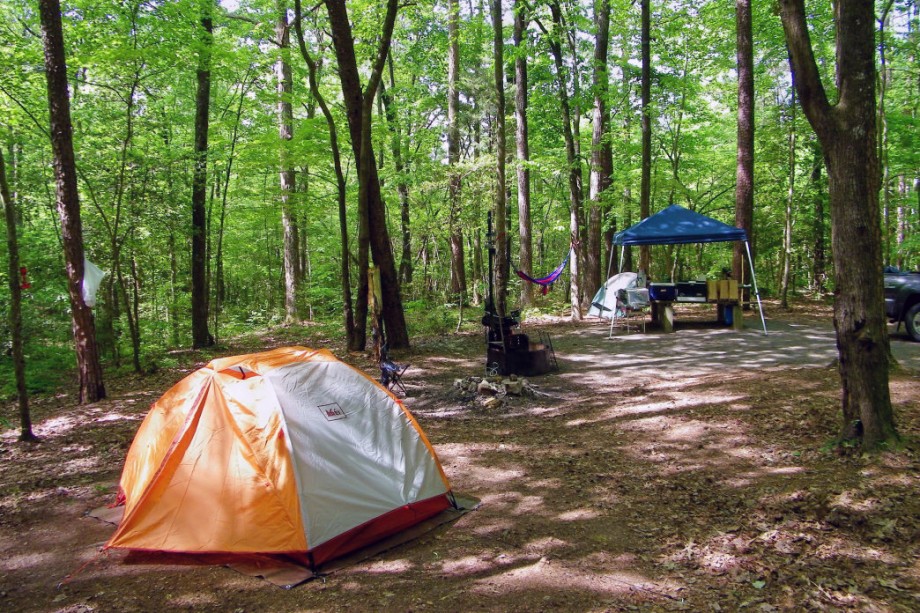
[324,0,408,349]
[734,0,755,291]
[587,0,612,296]
[116,258,142,372]
[128,253,141,368]
[293,0,357,349]
[639,0,652,274]
[878,2,894,267]
[492,0,509,316]
[38,0,106,404]
[168,230,180,346]
[384,57,414,290]
[277,2,301,323]
[547,3,584,319]
[471,229,483,306]
[781,93,795,309]
[214,73,251,342]
[895,176,906,270]
[104,68,142,373]
[514,1,534,308]
[779,0,897,449]
[1,148,36,441]
[191,5,214,348]
[809,141,826,293]
[447,0,467,299]
[619,43,632,275]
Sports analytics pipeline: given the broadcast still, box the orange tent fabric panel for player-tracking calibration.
[115,369,211,513]
[109,373,306,553]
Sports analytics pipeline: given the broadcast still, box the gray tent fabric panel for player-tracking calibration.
[614,204,747,246]
[267,361,448,550]
[588,272,638,319]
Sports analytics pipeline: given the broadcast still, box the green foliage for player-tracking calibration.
[1,0,917,402]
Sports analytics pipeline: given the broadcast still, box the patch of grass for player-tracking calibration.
[405,301,459,337]
[0,348,74,400]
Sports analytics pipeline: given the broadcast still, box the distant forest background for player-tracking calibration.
[1,0,918,398]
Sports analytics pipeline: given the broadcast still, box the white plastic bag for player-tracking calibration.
[82,257,106,307]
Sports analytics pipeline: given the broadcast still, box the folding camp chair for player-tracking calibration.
[614,287,650,333]
[378,344,410,396]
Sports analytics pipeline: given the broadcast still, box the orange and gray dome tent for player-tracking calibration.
[105,346,454,569]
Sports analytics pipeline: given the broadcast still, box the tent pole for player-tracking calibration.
[745,240,767,335]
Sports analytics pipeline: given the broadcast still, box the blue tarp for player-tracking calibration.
[614,204,748,246]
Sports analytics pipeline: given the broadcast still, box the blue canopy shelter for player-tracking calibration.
[605,205,767,334]
[614,204,748,245]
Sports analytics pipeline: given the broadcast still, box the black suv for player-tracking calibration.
[884,266,920,341]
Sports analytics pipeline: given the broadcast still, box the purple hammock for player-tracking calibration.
[515,246,573,295]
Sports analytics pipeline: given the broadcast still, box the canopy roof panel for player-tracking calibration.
[614,204,747,246]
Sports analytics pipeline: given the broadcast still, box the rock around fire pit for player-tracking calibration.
[452,375,542,409]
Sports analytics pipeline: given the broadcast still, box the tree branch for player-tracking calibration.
[778,0,832,137]
[364,0,399,110]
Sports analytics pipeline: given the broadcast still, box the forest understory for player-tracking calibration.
[1,299,919,612]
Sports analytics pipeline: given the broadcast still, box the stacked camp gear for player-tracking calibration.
[482,212,556,377]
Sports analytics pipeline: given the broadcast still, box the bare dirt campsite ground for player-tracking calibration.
[2,299,919,612]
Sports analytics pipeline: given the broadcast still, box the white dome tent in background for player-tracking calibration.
[588,272,639,319]
[82,257,105,307]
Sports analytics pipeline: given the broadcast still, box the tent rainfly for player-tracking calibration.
[106,346,454,569]
[604,204,767,334]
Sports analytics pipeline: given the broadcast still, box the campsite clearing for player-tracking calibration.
[1,299,919,612]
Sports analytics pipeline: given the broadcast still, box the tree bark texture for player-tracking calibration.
[779,0,897,449]
[514,1,534,308]
[587,0,612,296]
[809,141,827,293]
[491,0,509,316]
[1,148,35,440]
[733,0,755,286]
[447,0,467,297]
[324,0,409,349]
[277,2,301,323]
[38,0,106,403]
[878,2,893,266]
[191,7,214,348]
[639,0,651,274]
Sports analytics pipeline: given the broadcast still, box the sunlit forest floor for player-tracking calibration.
[2,298,919,612]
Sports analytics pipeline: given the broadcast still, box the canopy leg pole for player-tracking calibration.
[605,237,616,279]
[604,244,625,340]
[608,245,627,339]
[604,243,623,340]
[745,241,767,335]
[595,237,615,330]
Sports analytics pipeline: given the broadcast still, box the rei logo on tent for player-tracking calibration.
[317,402,347,421]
